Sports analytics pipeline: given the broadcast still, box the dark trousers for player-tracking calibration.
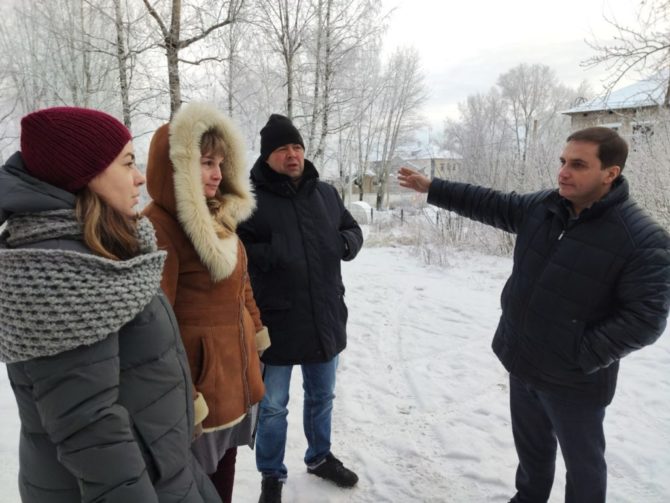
[209,447,237,503]
[509,374,607,503]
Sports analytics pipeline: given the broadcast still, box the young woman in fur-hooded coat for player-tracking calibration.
[143,103,269,503]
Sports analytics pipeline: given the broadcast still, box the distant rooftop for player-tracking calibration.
[563,76,667,115]
[368,150,463,164]
[395,147,463,160]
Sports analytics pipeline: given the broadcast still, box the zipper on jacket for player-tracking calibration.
[239,271,252,410]
[517,215,569,336]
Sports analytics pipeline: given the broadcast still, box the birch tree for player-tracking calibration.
[497,64,556,165]
[305,0,383,165]
[374,47,426,209]
[445,64,583,199]
[0,0,115,111]
[445,89,516,189]
[79,0,158,129]
[141,0,245,116]
[253,0,314,119]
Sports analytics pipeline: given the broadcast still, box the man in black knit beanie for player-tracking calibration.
[239,114,364,503]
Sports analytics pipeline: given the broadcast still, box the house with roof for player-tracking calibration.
[562,75,668,139]
[360,149,463,196]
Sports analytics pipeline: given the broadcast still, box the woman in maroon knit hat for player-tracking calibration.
[0,106,220,503]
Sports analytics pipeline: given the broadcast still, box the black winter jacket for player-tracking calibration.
[0,153,220,503]
[428,176,670,405]
[238,158,363,365]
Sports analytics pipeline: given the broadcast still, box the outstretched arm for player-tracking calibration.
[400,167,547,235]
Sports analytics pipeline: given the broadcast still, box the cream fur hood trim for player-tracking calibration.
[169,102,255,281]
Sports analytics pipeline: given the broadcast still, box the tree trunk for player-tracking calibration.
[286,53,293,119]
[78,0,92,107]
[307,0,323,149]
[314,0,332,165]
[167,44,181,117]
[113,0,131,128]
[167,0,182,117]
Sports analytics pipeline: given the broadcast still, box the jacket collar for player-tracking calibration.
[544,176,629,221]
[0,152,75,224]
[250,156,319,197]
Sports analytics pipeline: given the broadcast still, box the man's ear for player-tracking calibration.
[604,165,621,184]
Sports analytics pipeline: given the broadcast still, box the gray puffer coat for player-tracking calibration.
[0,153,220,503]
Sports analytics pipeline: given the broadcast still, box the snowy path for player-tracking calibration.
[1,246,669,502]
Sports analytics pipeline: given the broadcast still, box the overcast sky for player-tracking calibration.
[382,0,640,129]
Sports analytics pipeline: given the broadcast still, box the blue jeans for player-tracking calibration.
[255,355,338,480]
[509,374,607,503]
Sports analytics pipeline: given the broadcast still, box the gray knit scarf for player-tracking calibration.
[0,210,166,363]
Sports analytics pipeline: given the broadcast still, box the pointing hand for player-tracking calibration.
[397,167,431,193]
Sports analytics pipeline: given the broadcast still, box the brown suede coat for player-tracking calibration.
[143,104,268,431]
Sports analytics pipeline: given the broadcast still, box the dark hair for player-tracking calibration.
[566,127,628,172]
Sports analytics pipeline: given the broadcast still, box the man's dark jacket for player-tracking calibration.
[428,176,670,405]
[238,158,363,365]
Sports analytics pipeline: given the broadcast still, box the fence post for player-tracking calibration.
[401,208,404,225]
[370,207,374,223]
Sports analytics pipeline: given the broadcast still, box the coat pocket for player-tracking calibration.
[537,318,586,376]
[259,297,292,327]
[336,285,348,325]
[195,336,216,388]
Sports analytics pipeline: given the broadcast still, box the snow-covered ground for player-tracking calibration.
[1,245,669,502]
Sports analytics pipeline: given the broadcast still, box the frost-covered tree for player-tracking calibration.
[372,47,426,209]
[582,1,670,227]
[442,65,584,251]
[302,0,384,166]
[445,89,515,189]
[252,0,314,120]
[446,64,580,194]
[0,0,397,179]
[141,0,245,116]
[357,48,426,209]
[584,0,670,102]
[0,0,114,111]
[625,109,670,228]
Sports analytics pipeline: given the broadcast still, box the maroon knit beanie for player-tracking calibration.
[20,106,132,193]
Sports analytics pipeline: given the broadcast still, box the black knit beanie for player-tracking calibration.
[260,114,304,159]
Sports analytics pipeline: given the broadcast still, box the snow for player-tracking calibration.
[348,201,373,225]
[1,245,669,502]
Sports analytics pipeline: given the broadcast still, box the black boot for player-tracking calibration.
[258,476,283,503]
[307,453,359,488]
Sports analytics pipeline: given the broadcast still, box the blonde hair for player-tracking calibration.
[200,128,228,159]
[75,187,141,260]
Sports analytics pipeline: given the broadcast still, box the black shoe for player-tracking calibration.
[307,453,359,488]
[258,476,282,503]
